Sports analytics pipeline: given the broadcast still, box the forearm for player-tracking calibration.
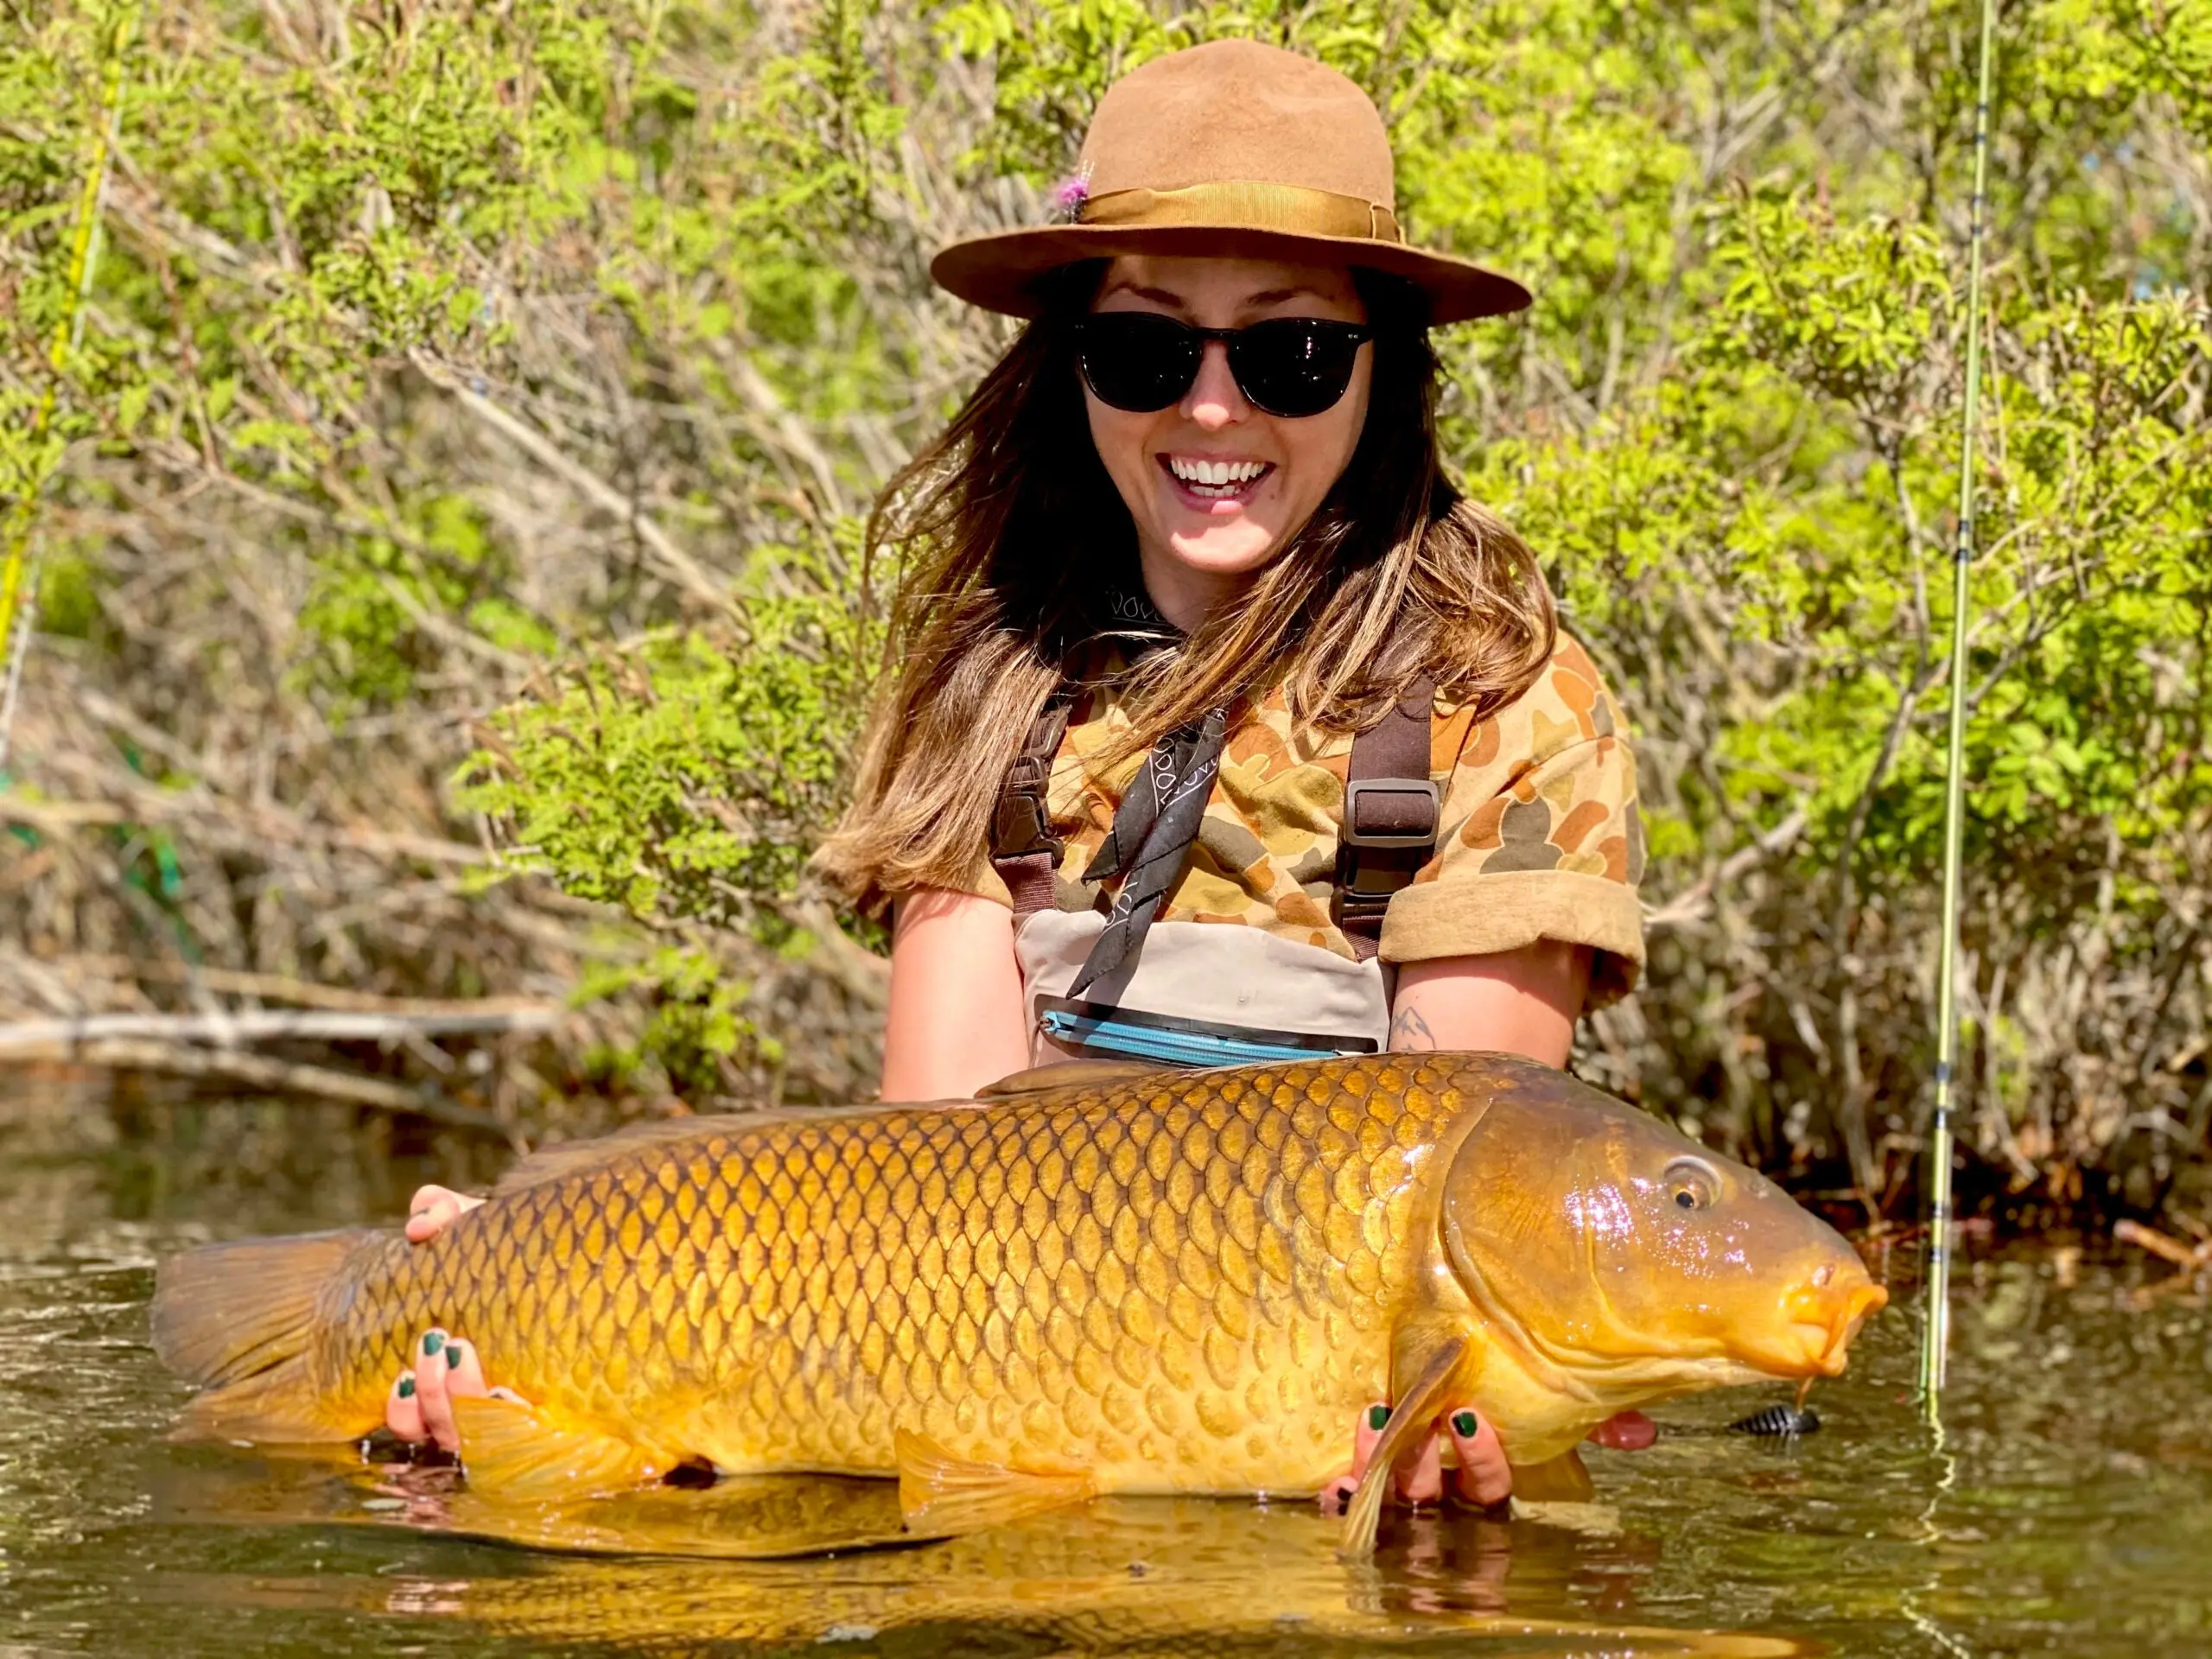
[879,887,1032,1102]
[1388,941,1592,1066]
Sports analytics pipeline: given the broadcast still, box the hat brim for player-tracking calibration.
[931,223,1530,327]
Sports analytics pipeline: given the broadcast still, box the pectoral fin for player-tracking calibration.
[1340,1333,1470,1560]
[1509,1446,1596,1503]
[893,1430,1093,1536]
[451,1395,669,1500]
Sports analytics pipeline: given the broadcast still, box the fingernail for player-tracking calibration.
[397,1375,416,1400]
[1452,1410,1478,1438]
[444,1342,465,1370]
[1367,1403,1390,1431]
[422,1331,445,1357]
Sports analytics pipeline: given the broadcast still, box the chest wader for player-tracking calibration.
[988,683,1438,1067]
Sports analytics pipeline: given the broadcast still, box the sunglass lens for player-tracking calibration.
[1077,314,1201,412]
[1230,320,1364,417]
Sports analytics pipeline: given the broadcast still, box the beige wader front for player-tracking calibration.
[992,683,1438,1069]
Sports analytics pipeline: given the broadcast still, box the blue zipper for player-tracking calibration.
[1037,1007,1337,1067]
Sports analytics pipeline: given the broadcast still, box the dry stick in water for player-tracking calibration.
[48,961,555,1016]
[11,1036,516,1138]
[0,1007,557,1051]
[2113,1219,2212,1271]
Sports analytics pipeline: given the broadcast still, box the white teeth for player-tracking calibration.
[1167,456,1268,489]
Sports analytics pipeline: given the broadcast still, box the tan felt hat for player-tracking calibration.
[931,39,1530,327]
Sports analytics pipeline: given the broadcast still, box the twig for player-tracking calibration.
[1644,805,1811,931]
[2114,1218,2212,1271]
[0,790,492,867]
[0,1037,513,1138]
[0,1007,558,1052]
[405,349,730,613]
[72,959,559,1015]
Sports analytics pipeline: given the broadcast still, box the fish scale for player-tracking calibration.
[310,1058,1450,1494]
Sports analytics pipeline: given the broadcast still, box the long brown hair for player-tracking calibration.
[815,266,1556,916]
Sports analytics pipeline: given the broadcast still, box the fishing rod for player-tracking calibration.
[0,0,137,771]
[1919,0,1999,1408]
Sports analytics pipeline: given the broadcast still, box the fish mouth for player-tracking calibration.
[1736,1281,1889,1377]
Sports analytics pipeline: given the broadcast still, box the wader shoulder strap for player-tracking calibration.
[990,692,1072,919]
[1332,677,1439,961]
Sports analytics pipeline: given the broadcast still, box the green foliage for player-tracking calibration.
[7,0,2208,1191]
[574,945,765,1102]
[458,552,874,941]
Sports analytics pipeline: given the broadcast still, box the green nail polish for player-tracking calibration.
[1367,1404,1390,1431]
[422,1332,444,1357]
[397,1376,416,1400]
[1452,1410,1478,1438]
[445,1342,465,1369]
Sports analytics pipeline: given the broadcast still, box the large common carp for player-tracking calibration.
[151,1053,1884,1552]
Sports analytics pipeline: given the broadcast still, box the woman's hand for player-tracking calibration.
[403,1184,483,1244]
[1320,1403,1657,1513]
[383,1325,529,1452]
[387,1186,492,1449]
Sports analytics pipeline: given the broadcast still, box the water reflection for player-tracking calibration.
[144,1443,1800,1656]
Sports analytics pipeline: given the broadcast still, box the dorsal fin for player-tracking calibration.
[491,1116,751,1195]
[490,1099,979,1196]
[976,1059,1165,1099]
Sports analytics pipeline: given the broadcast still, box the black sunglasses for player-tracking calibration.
[1072,312,1374,419]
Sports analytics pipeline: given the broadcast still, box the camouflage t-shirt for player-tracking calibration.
[955,633,1647,1006]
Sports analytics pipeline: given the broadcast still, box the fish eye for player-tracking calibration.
[1664,1157,1720,1213]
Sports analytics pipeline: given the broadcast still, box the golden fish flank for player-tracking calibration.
[151,1054,1885,1516]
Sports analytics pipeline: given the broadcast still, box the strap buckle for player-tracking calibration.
[1331,887,1395,929]
[992,773,1062,861]
[1340,778,1440,849]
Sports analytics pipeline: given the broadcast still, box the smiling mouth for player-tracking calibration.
[1159,454,1274,504]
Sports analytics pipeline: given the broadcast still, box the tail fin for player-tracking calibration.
[150,1229,378,1442]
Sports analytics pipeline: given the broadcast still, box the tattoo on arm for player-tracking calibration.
[1389,1005,1438,1052]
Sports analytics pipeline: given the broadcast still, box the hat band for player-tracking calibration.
[1079,181,1404,245]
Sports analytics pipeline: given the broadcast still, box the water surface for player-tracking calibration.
[4,1080,2209,1656]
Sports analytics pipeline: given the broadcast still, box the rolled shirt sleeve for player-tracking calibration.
[1379,635,1647,1005]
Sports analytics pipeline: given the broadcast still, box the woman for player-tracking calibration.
[391,39,1654,1510]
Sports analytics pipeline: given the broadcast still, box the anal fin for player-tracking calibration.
[1509,1446,1596,1503]
[893,1430,1092,1536]
[452,1395,669,1500]
[1341,1332,1470,1560]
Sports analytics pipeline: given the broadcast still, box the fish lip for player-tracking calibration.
[1738,1281,1889,1378]
[1718,1325,1848,1380]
